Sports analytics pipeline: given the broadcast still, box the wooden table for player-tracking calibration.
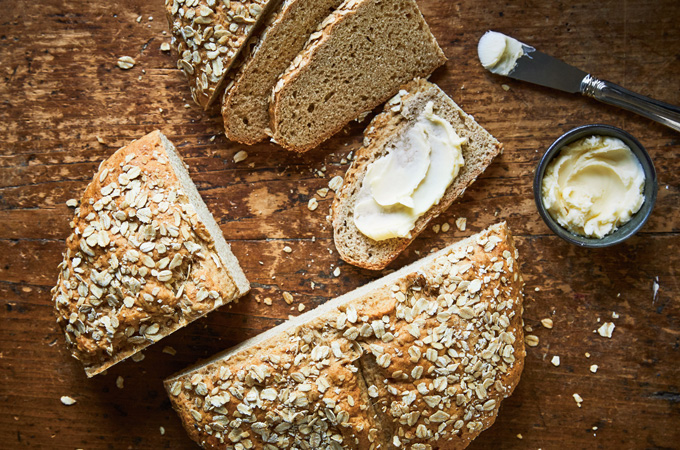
[1,0,679,448]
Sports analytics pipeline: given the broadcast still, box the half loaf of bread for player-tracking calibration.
[165,0,278,110]
[222,0,343,145]
[269,0,447,152]
[165,222,524,449]
[333,79,503,270]
[52,130,250,377]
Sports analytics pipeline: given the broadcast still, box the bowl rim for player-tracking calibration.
[533,124,658,248]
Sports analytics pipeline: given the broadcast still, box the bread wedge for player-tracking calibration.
[222,0,344,145]
[165,0,279,110]
[269,0,446,152]
[165,222,524,449]
[333,79,503,270]
[51,131,249,377]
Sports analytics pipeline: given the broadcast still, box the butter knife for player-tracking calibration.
[478,32,680,133]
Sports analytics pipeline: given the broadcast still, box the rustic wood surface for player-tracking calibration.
[1,0,679,448]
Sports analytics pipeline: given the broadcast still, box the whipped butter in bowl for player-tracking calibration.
[534,125,657,247]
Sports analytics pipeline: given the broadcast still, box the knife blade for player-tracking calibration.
[508,45,587,94]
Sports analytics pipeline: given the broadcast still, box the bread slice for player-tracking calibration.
[332,79,503,270]
[269,0,447,152]
[51,131,249,377]
[165,222,524,449]
[222,0,344,145]
[165,0,279,110]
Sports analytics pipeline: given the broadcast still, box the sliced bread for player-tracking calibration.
[333,79,503,270]
[51,131,249,377]
[269,0,447,152]
[165,0,279,110]
[165,222,525,449]
[222,0,344,145]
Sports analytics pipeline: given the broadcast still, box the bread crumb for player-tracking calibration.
[60,396,76,406]
[264,297,273,306]
[653,277,659,301]
[233,150,248,163]
[116,376,124,389]
[66,199,78,207]
[432,224,440,233]
[328,176,343,192]
[162,346,177,356]
[307,198,318,211]
[524,334,539,347]
[551,355,560,366]
[455,217,467,231]
[131,352,145,362]
[524,325,532,332]
[136,15,142,23]
[333,267,341,277]
[160,42,171,52]
[612,311,619,319]
[160,426,165,435]
[585,352,591,358]
[541,318,553,329]
[298,304,305,312]
[573,393,583,407]
[516,433,523,440]
[283,246,292,253]
[317,187,329,198]
[441,223,450,232]
[117,56,135,70]
[283,292,294,304]
[96,136,107,145]
[590,364,598,373]
[597,322,615,338]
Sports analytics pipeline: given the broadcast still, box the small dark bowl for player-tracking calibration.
[533,124,657,248]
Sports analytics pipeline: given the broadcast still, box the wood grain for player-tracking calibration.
[1,0,679,448]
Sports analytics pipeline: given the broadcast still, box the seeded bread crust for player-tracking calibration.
[332,79,504,270]
[52,131,249,377]
[222,0,343,145]
[269,0,447,152]
[166,222,524,449]
[165,0,278,110]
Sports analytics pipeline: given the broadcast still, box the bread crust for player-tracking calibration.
[165,0,277,110]
[332,79,503,270]
[166,223,524,449]
[269,0,446,152]
[51,131,249,377]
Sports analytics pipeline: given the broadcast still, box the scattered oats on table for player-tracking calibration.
[597,322,615,338]
[162,346,177,356]
[60,396,76,406]
[524,334,539,347]
[160,42,171,52]
[333,267,341,277]
[441,222,450,232]
[541,318,554,329]
[131,352,145,362]
[455,217,467,231]
[263,297,272,306]
[116,375,124,389]
[160,426,165,435]
[117,56,135,70]
[233,150,248,163]
[65,199,78,207]
[432,224,440,233]
[282,291,294,304]
[328,175,343,192]
[551,355,560,366]
[307,197,318,211]
[283,246,292,253]
[590,364,598,373]
[298,304,305,312]
[317,187,329,198]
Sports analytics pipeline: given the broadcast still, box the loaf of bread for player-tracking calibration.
[165,222,524,449]
[51,131,250,377]
[269,0,447,152]
[165,0,277,110]
[222,0,343,145]
[333,79,503,270]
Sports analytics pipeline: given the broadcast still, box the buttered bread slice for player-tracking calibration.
[52,131,249,377]
[165,222,525,449]
[222,0,343,145]
[269,0,446,152]
[333,79,503,270]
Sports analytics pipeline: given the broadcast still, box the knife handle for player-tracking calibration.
[581,74,680,133]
